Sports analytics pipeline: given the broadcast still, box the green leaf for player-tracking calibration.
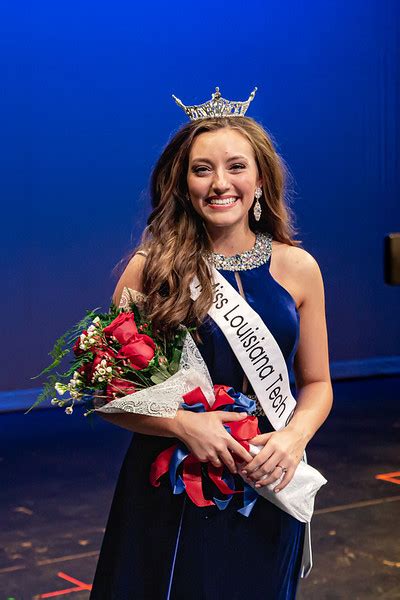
[171,347,183,363]
[25,376,58,413]
[168,362,179,376]
[31,348,69,380]
[150,373,169,385]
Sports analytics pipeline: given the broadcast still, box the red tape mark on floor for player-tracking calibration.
[375,471,400,485]
[38,571,92,598]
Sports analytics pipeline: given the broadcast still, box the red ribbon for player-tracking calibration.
[150,385,259,507]
[150,443,179,488]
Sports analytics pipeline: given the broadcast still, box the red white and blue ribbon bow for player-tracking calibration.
[150,385,261,516]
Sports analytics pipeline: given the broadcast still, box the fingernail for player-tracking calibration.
[241,470,247,475]
[275,488,280,493]
[255,483,261,488]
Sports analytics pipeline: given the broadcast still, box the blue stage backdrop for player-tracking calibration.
[1,0,399,396]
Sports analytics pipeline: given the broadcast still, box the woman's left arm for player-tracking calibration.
[243,250,333,491]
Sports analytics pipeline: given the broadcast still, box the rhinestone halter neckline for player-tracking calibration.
[206,232,273,271]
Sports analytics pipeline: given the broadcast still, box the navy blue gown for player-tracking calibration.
[90,255,305,599]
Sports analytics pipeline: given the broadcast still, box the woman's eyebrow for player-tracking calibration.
[190,157,213,163]
[190,154,249,163]
[226,155,248,161]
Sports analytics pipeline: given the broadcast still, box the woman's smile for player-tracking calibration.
[206,195,240,208]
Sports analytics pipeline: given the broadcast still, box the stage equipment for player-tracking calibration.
[384,233,400,285]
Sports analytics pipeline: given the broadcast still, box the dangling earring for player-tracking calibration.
[253,187,262,221]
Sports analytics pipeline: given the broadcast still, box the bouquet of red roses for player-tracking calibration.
[30,298,187,416]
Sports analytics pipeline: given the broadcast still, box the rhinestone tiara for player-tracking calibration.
[172,86,257,121]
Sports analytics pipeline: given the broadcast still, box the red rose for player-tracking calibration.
[89,348,116,382]
[117,334,155,370]
[103,313,138,346]
[73,330,87,356]
[106,378,136,400]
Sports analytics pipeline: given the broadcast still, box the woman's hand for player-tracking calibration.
[242,426,309,492]
[175,410,253,474]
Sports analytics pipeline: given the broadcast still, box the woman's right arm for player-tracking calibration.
[111,252,147,308]
[101,253,253,473]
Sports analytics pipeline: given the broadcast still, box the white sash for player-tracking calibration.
[190,267,297,431]
[191,267,318,578]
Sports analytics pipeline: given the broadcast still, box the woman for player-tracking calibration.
[90,93,333,599]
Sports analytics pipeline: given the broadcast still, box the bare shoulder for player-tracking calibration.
[112,252,147,306]
[271,242,324,307]
[273,241,321,274]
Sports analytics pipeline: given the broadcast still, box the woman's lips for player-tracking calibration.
[205,196,239,209]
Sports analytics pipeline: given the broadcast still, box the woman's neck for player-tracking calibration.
[206,224,257,257]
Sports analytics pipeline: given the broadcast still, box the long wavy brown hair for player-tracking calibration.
[127,117,300,335]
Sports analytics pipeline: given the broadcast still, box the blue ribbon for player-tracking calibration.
[170,446,189,494]
[238,484,259,517]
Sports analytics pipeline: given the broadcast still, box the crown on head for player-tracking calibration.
[172,86,257,121]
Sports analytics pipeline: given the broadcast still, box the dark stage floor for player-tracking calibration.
[1,376,399,599]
